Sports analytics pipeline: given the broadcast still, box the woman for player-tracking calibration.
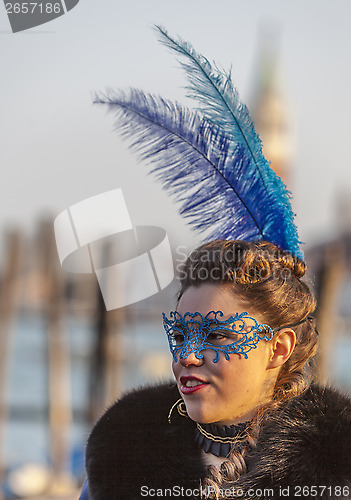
[81,240,351,499]
[80,27,351,499]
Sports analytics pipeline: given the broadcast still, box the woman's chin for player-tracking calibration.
[184,401,215,424]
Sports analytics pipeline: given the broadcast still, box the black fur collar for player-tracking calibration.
[86,383,351,499]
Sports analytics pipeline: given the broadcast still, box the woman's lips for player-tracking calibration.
[179,376,209,394]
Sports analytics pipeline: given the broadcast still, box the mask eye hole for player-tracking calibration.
[168,324,185,346]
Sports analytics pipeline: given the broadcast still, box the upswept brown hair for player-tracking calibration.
[177,240,318,498]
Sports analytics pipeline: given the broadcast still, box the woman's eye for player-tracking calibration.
[207,332,228,343]
[206,330,238,344]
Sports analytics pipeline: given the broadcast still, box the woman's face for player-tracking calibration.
[172,283,277,425]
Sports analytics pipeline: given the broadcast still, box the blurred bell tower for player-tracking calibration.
[251,25,293,186]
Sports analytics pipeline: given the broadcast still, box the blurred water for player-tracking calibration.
[4,315,351,475]
[5,314,173,473]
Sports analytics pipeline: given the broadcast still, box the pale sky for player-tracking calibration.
[1,0,351,257]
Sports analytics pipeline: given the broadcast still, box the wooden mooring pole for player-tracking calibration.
[0,231,23,500]
[315,242,346,385]
[89,241,125,422]
[40,220,74,492]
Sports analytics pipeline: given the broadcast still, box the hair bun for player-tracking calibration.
[278,252,306,278]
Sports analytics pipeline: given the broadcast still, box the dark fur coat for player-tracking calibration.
[85,383,351,500]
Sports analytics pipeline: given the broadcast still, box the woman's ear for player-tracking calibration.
[267,329,296,369]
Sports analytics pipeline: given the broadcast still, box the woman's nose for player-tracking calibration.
[178,350,204,367]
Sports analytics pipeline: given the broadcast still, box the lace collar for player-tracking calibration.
[168,398,251,457]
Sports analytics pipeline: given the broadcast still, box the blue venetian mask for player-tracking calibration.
[162,310,274,363]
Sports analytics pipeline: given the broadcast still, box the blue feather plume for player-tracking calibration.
[94,89,302,257]
[94,28,303,259]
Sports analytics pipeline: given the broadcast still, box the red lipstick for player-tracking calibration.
[179,376,209,394]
